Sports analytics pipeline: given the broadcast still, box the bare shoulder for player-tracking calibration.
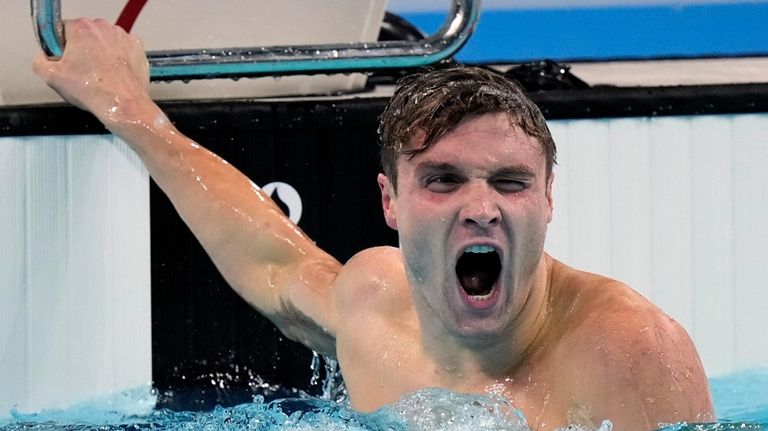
[274,246,408,358]
[547,259,714,429]
[334,246,412,317]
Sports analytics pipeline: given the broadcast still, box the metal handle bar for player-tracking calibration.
[31,0,480,81]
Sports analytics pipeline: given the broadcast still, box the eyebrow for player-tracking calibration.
[414,161,537,178]
[492,165,536,178]
[414,161,460,174]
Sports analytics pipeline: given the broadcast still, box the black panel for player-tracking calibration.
[3,82,768,138]
[533,83,768,119]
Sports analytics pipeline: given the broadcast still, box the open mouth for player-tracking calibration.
[456,245,501,299]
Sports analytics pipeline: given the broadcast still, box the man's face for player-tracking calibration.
[378,113,554,339]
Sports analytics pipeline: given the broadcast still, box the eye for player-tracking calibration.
[493,179,528,193]
[425,175,461,193]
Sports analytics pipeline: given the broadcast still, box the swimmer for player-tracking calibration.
[34,19,714,430]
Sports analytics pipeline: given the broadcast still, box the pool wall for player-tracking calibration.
[0,135,152,414]
[2,85,766,415]
[1,0,767,417]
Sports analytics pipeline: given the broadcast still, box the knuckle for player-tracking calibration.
[71,17,90,28]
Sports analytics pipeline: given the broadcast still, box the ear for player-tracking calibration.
[377,173,398,230]
[545,171,555,223]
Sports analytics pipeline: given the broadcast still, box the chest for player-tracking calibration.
[335,320,430,410]
[336,328,575,428]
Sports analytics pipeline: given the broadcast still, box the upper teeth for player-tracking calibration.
[465,245,495,254]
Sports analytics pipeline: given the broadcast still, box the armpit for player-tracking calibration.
[276,297,336,358]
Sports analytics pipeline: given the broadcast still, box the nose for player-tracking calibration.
[460,184,501,229]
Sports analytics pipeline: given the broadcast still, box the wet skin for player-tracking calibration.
[378,114,553,342]
[34,19,714,430]
[335,115,713,429]
[338,113,556,408]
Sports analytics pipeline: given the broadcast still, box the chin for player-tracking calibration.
[450,312,515,343]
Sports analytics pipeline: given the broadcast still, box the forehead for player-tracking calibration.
[401,113,545,172]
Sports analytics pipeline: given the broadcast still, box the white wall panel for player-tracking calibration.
[546,124,571,264]
[25,141,69,410]
[609,119,653,299]
[0,141,28,416]
[0,135,151,416]
[690,118,736,375]
[545,113,768,377]
[648,118,695,332]
[731,116,768,371]
[558,120,613,275]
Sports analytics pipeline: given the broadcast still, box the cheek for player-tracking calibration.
[504,199,550,246]
[397,193,449,231]
[398,214,448,283]
[400,232,444,290]
[401,239,431,282]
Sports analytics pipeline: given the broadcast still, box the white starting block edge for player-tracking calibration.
[1,0,388,106]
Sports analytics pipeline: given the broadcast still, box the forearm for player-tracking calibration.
[103,97,326,311]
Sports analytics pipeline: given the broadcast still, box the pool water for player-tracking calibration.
[2,367,766,431]
[709,367,768,424]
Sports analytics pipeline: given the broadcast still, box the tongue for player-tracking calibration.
[456,251,501,296]
[460,269,495,296]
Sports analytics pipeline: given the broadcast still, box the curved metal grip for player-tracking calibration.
[31,0,480,81]
[31,0,65,58]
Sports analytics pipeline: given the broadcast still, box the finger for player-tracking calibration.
[122,34,150,88]
[62,18,88,41]
[61,18,111,47]
[133,38,150,75]
[94,17,129,37]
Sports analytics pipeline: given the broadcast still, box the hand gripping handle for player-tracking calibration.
[31,0,481,81]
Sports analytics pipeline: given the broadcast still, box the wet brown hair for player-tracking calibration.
[378,66,556,190]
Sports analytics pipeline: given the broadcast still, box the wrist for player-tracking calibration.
[99,95,168,136]
[97,95,181,160]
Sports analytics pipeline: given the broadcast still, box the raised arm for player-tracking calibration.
[33,18,341,356]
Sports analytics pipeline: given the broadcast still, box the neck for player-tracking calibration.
[417,255,554,385]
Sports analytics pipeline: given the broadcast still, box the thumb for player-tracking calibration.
[32,53,59,84]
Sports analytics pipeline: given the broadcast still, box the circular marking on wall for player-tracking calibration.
[262,182,303,224]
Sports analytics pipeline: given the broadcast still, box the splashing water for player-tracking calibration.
[1,388,543,431]
[392,388,529,430]
[2,368,767,431]
[1,384,764,431]
[310,351,322,386]
[310,352,346,402]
